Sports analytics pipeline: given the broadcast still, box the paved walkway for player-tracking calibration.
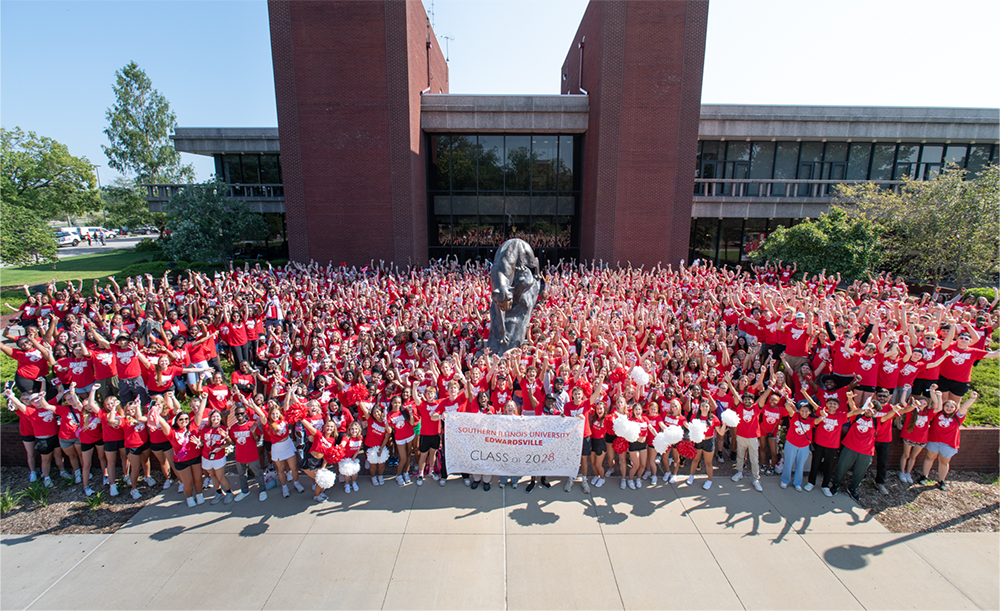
[2,475,997,610]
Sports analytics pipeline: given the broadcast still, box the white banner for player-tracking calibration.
[444,412,584,477]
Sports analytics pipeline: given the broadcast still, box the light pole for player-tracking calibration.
[93,164,106,225]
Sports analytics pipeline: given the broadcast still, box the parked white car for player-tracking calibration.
[55,231,80,247]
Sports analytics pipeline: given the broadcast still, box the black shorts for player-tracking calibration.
[912,378,935,398]
[418,434,441,453]
[855,384,876,393]
[174,456,201,471]
[591,436,607,455]
[937,375,970,396]
[149,441,172,452]
[126,442,150,456]
[21,434,36,443]
[81,440,104,453]
[35,436,58,455]
[300,453,324,471]
[695,438,716,453]
[604,433,615,444]
[581,436,592,457]
[103,439,123,453]
[830,373,854,389]
[628,440,646,453]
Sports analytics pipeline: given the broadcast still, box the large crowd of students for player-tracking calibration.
[2,258,996,508]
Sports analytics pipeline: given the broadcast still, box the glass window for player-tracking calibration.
[506,195,530,216]
[944,145,967,168]
[224,154,242,184]
[451,136,477,191]
[532,195,558,216]
[742,218,767,262]
[429,135,450,190]
[480,216,505,247]
[726,141,750,162]
[432,216,450,247]
[260,155,281,184]
[504,135,531,191]
[896,145,919,163]
[479,194,504,215]
[478,136,503,191]
[432,195,451,215]
[799,142,824,164]
[847,144,872,180]
[870,144,896,180]
[557,195,575,216]
[453,217,478,246]
[692,219,719,263]
[920,146,943,163]
[748,143,774,196]
[531,136,557,191]
[720,219,744,264]
[701,141,721,161]
[967,145,991,177]
[772,142,799,197]
[824,142,848,162]
[241,155,260,184]
[557,136,575,191]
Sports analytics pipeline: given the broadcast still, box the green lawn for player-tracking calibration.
[1,250,150,311]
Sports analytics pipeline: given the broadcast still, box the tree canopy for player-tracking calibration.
[102,61,194,185]
[834,164,999,288]
[747,208,884,281]
[162,181,267,261]
[1,127,101,219]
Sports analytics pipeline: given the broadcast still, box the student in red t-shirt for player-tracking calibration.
[2,335,51,394]
[935,321,999,406]
[5,383,64,487]
[919,388,979,491]
[898,394,933,484]
[412,381,445,487]
[780,398,823,490]
[686,396,727,489]
[151,401,205,507]
[78,385,108,496]
[107,398,155,501]
[830,393,900,502]
[588,401,611,488]
[731,391,764,492]
[198,407,234,505]
[298,418,338,502]
[387,393,417,486]
[228,396,267,501]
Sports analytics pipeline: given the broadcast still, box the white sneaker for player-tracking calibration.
[596,478,605,488]
[642,470,652,480]
[103,476,109,486]
[606,467,615,477]
[281,485,290,498]
[163,479,173,490]
[795,485,803,492]
[292,481,305,493]
[651,475,658,486]
[620,478,627,490]
[186,496,196,508]
[144,476,156,487]
[430,471,440,481]
[668,474,678,484]
[195,493,205,505]
[372,476,380,486]
[29,471,38,483]
[780,481,788,489]
[822,487,832,497]
[564,479,572,492]
[627,479,636,490]
[258,491,267,502]
[234,491,248,502]
[44,477,53,488]
[438,477,446,487]
[416,476,423,486]
[378,475,384,485]
[582,479,591,494]
[731,472,743,483]
[804,483,814,492]
[314,493,328,502]
[352,481,359,492]
[84,486,95,497]
[635,477,642,488]
[686,475,694,485]
[109,483,119,496]
[403,473,411,484]
[74,471,82,484]
[591,475,599,485]
[702,480,713,490]
[396,475,405,486]
[130,488,142,500]
[177,482,184,493]
[345,484,352,494]
[464,477,471,487]
[60,470,72,480]
[753,480,763,492]
[717,453,724,463]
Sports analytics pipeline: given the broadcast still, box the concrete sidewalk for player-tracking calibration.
[2,475,997,610]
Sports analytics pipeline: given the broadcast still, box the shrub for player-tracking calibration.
[134,238,162,253]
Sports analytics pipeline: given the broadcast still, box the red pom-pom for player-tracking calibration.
[343,384,370,407]
[677,440,697,459]
[609,367,628,385]
[324,445,345,464]
[612,437,630,454]
[284,402,308,424]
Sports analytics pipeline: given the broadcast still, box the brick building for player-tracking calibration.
[144,0,998,268]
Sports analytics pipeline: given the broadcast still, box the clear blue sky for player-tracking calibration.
[2,0,997,183]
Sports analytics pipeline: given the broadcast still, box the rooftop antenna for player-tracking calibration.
[429,0,435,28]
[442,35,454,62]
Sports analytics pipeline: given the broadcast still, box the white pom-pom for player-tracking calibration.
[688,419,708,444]
[654,425,685,454]
[652,431,672,454]
[721,409,740,428]
[612,415,641,443]
[315,468,337,489]
[630,366,650,386]
[338,457,360,477]
[367,446,389,464]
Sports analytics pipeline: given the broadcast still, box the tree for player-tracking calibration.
[0,205,59,265]
[162,180,267,261]
[747,208,884,281]
[102,61,194,185]
[1,127,101,219]
[834,164,999,287]
[102,177,153,231]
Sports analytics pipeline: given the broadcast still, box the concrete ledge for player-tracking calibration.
[421,93,589,133]
[172,127,281,156]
